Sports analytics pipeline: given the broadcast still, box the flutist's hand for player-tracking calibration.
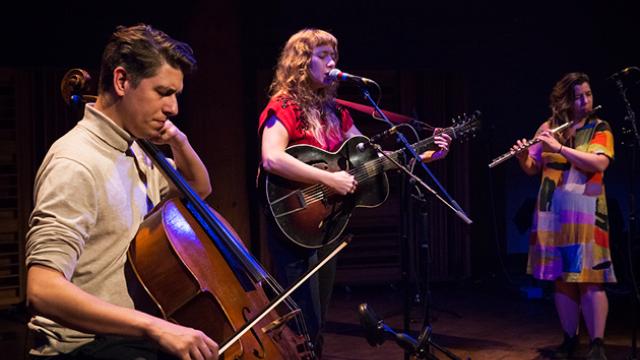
[511,138,532,161]
[536,130,562,153]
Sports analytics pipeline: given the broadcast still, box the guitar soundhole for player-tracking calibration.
[311,162,329,171]
[337,157,349,170]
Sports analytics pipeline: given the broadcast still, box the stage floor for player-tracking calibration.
[1,278,635,359]
[322,279,635,360]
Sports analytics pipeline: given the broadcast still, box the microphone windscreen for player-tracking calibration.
[327,68,342,82]
[357,303,385,346]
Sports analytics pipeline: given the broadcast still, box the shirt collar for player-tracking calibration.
[78,104,134,153]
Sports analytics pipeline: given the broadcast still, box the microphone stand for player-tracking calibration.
[358,86,472,225]
[357,84,468,360]
[613,77,640,360]
[358,302,459,360]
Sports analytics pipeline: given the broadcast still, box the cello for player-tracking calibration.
[60,68,321,359]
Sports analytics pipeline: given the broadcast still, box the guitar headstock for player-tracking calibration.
[450,110,481,142]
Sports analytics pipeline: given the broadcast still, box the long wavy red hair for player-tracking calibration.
[269,29,345,148]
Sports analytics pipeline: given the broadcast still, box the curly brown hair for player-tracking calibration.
[269,29,345,148]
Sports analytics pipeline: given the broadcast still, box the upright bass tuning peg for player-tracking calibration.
[61,68,96,105]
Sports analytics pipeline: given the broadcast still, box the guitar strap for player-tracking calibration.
[335,98,415,124]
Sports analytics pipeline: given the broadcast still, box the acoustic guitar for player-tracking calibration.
[260,111,481,249]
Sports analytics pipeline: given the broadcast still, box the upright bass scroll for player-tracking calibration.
[488,105,602,168]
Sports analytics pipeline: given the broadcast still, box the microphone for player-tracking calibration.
[357,303,385,346]
[356,126,398,151]
[328,69,377,86]
[370,126,398,143]
[607,66,640,80]
[357,303,418,352]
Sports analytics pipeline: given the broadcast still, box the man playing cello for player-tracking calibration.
[25,24,218,360]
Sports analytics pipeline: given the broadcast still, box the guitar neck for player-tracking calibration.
[350,126,457,182]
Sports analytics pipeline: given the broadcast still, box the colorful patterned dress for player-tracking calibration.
[527,117,616,283]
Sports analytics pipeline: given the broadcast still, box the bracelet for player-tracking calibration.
[558,145,563,154]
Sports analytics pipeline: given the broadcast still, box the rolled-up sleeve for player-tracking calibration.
[26,157,97,280]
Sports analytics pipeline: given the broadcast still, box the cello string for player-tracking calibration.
[219,240,349,355]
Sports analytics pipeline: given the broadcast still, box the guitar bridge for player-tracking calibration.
[296,191,306,208]
[271,190,308,218]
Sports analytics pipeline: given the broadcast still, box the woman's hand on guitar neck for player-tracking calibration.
[421,130,451,163]
[322,171,357,195]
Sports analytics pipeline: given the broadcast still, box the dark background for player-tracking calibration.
[2,0,639,287]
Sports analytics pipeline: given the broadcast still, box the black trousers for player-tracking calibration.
[29,336,176,360]
[265,218,340,357]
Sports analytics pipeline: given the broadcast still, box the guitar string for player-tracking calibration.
[298,129,449,204]
[301,155,391,203]
[299,144,402,203]
[295,120,476,205]
[298,134,438,205]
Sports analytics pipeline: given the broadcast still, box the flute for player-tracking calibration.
[488,105,602,168]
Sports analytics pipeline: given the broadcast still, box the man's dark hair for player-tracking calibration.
[98,24,197,94]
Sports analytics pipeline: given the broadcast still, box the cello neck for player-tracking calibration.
[136,139,269,284]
